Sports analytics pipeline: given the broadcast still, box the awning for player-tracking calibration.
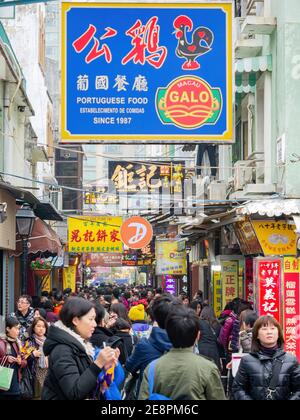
[0,181,62,221]
[237,199,300,218]
[10,217,62,257]
[235,55,272,94]
[35,202,63,222]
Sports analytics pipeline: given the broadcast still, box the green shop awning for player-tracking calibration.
[235,55,272,94]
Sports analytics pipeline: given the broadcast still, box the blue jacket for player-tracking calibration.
[125,327,172,395]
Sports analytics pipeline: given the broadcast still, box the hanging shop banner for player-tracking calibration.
[252,220,297,256]
[82,253,123,267]
[213,270,222,317]
[221,261,238,309]
[234,217,262,255]
[84,188,119,205]
[61,2,233,143]
[245,257,254,304]
[41,276,51,294]
[256,259,281,323]
[121,216,153,249]
[283,258,300,361]
[238,261,244,299]
[68,216,123,253]
[63,266,77,292]
[164,275,177,296]
[109,161,185,195]
[155,241,187,275]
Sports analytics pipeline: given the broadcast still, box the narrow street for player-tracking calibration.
[0,0,300,404]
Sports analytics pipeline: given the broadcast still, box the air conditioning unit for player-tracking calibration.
[51,190,63,211]
[207,181,227,201]
[234,161,254,190]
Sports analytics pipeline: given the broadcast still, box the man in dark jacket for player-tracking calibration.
[125,295,174,397]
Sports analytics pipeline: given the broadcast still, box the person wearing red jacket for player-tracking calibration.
[0,317,27,400]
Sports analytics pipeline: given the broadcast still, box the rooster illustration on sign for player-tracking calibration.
[173,15,214,70]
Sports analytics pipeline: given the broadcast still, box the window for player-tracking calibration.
[62,189,80,211]
[56,149,78,161]
[56,162,78,177]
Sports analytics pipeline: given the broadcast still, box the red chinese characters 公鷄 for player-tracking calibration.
[122,17,167,69]
[73,25,117,64]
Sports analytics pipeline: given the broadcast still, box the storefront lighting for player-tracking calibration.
[212,265,222,272]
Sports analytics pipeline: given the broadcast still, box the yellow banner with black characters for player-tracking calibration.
[63,266,77,293]
[252,220,296,256]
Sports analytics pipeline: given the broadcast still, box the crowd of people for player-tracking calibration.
[0,285,300,400]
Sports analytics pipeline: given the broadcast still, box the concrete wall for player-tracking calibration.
[0,190,16,251]
[270,0,300,197]
[3,5,54,197]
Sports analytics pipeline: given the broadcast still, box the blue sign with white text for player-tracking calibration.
[61,2,233,142]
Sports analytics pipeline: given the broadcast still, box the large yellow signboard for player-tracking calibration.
[68,216,123,253]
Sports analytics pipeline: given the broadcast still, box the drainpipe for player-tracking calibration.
[3,81,12,181]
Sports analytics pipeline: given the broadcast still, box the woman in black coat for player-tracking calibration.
[233,315,300,400]
[198,306,222,371]
[42,298,119,400]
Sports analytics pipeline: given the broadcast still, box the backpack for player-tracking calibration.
[104,335,128,365]
[147,359,171,400]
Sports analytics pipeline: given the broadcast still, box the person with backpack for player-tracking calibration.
[218,298,240,356]
[91,303,126,360]
[232,315,300,400]
[125,294,173,398]
[113,318,135,365]
[139,305,226,400]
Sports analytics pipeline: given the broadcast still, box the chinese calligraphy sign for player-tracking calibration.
[68,216,123,253]
[61,2,232,142]
[283,258,300,361]
[257,259,281,323]
[221,261,238,309]
[108,161,185,195]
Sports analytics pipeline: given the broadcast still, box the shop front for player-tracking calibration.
[11,217,62,297]
[0,189,16,316]
[233,199,300,361]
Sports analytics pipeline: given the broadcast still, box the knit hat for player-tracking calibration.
[128,304,145,322]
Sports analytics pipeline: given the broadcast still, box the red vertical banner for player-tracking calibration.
[283,258,300,361]
[245,257,254,304]
[257,259,281,323]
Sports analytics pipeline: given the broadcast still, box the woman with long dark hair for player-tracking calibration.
[26,317,49,399]
[198,306,222,371]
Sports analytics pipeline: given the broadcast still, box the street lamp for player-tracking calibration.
[186,246,192,302]
[16,205,36,295]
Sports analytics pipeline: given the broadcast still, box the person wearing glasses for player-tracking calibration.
[10,295,34,341]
